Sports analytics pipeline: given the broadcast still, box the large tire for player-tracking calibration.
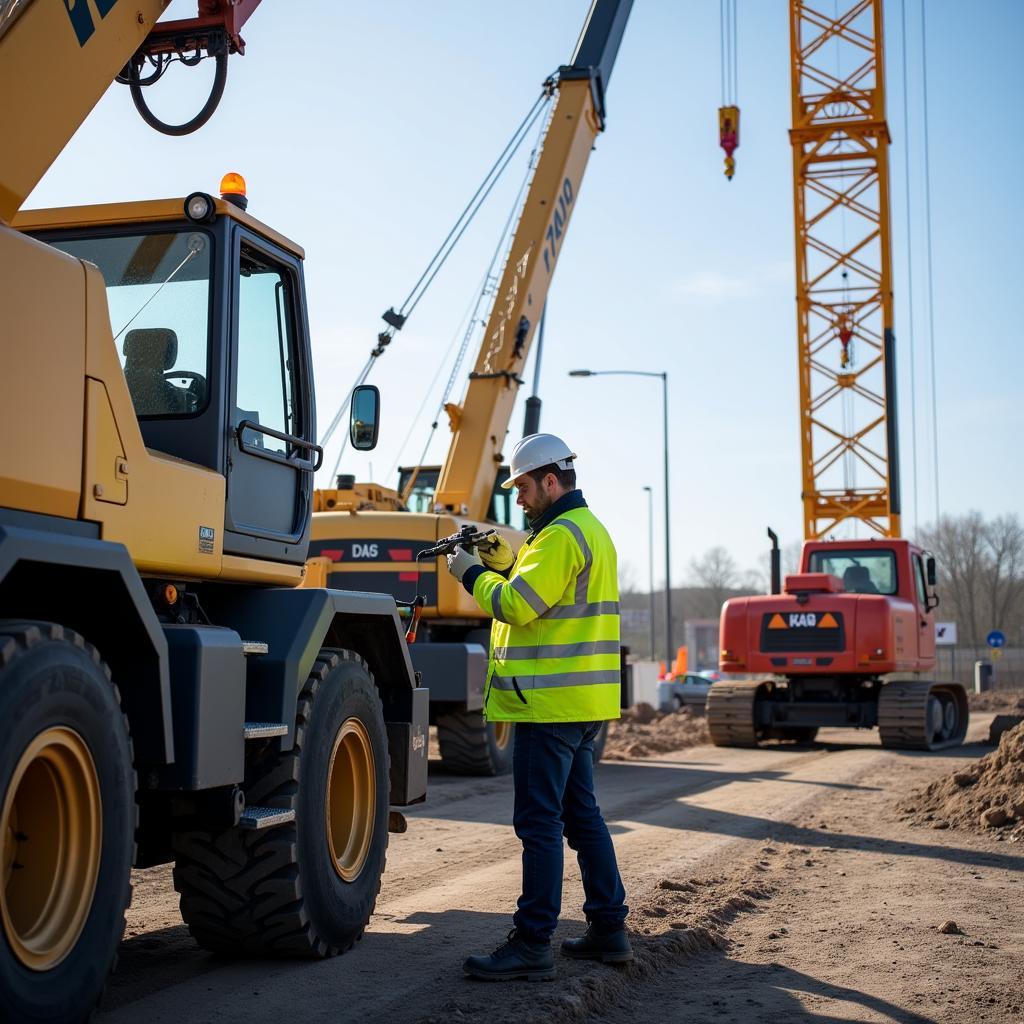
[172,649,389,956]
[436,709,514,775]
[0,621,134,1024]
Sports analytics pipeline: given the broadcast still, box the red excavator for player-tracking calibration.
[706,0,969,751]
[709,535,968,749]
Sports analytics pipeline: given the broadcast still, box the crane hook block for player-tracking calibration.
[718,105,740,180]
[382,308,407,331]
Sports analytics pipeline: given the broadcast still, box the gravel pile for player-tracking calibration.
[898,721,1024,841]
[604,703,709,760]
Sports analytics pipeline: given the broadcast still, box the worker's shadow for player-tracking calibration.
[619,950,945,1024]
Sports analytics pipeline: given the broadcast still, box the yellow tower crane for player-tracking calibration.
[789,0,901,539]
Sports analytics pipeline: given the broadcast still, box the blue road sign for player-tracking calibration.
[987,630,1007,649]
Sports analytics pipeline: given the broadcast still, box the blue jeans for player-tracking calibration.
[511,721,628,943]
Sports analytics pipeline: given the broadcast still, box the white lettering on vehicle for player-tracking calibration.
[788,613,817,628]
[352,543,379,559]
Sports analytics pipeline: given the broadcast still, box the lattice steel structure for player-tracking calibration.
[789,0,901,539]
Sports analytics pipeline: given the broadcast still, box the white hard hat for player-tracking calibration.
[502,433,577,489]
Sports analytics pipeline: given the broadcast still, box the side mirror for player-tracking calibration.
[926,556,937,587]
[350,385,380,451]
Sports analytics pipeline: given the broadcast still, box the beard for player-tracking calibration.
[523,490,554,522]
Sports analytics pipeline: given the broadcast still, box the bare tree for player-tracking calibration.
[618,560,639,596]
[985,514,1024,632]
[748,539,803,593]
[689,546,740,616]
[919,512,987,646]
[918,511,1024,647]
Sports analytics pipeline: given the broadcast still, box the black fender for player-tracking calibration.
[0,511,172,765]
[200,584,420,743]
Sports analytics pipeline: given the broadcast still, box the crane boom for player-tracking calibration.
[433,0,632,519]
[0,0,261,225]
[0,0,168,224]
[789,0,901,539]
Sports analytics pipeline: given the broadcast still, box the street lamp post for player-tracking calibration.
[569,369,673,668]
[643,484,656,660]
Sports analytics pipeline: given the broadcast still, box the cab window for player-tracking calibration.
[48,230,212,419]
[808,549,897,595]
[236,245,298,453]
[912,554,928,608]
[490,466,526,531]
[397,466,440,514]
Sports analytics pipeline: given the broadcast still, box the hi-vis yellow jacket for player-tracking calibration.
[463,492,621,723]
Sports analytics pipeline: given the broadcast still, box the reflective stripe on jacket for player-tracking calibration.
[471,500,621,723]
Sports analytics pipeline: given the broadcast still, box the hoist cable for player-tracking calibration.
[919,0,941,523]
[396,89,551,320]
[719,0,737,105]
[900,0,920,536]
[386,280,484,481]
[316,89,553,477]
[390,105,550,487]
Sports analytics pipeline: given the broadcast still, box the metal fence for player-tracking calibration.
[934,646,1024,690]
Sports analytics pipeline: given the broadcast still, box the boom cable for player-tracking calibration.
[318,85,554,475]
[919,0,941,523]
[389,105,551,489]
[900,0,920,536]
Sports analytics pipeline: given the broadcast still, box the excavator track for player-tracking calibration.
[877,680,969,751]
[707,680,764,748]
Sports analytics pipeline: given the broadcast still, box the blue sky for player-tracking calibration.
[29,0,1023,587]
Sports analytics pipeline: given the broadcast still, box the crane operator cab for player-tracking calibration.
[15,177,378,575]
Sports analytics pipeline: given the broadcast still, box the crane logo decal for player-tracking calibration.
[542,177,575,274]
[767,612,840,630]
[64,0,121,48]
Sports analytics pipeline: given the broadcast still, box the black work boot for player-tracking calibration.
[463,928,556,982]
[561,923,634,963]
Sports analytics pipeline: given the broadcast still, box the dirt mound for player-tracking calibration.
[898,721,1024,841]
[604,703,709,760]
[526,866,773,1024]
[969,688,1024,713]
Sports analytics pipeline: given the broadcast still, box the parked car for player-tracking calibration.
[657,672,713,712]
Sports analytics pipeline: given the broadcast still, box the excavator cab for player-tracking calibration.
[397,464,526,531]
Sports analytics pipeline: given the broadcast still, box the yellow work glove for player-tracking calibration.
[478,534,515,572]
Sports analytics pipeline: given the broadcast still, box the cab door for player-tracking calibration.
[223,232,319,564]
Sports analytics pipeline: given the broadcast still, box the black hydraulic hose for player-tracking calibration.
[128,49,228,136]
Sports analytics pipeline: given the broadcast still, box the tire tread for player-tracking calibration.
[172,648,388,958]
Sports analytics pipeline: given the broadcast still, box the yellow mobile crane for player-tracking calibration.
[308,0,634,775]
[0,4,427,1020]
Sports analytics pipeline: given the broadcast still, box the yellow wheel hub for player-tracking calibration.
[493,721,513,751]
[326,718,376,882]
[1,727,102,971]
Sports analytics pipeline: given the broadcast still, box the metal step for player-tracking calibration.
[244,721,288,739]
[242,641,268,656]
[238,806,295,830]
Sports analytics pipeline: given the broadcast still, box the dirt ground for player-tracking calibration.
[97,712,1023,1024]
[603,701,709,759]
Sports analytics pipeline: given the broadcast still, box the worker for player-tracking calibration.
[446,433,631,980]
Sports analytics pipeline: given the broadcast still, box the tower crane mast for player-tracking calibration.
[789,0,901,539]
